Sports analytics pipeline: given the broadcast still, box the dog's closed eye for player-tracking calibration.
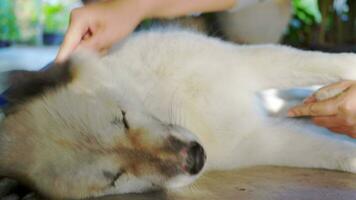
[111,110,130,130]
[121,111,130,130]
[103,170,125,187]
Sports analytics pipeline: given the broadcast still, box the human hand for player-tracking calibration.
[288,80,356,138]
[55,0,146,63]
[55,0,236,63]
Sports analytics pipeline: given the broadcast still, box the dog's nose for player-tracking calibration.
[186,142,206,175]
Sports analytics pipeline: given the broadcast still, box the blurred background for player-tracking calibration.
[284,0,355,52]
[0,0,355,70]
[0,0,80,70]
[0,0,79,47]
[0,1,354,198]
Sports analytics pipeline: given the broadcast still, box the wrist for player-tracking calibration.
[136,0,237,19]
[138,0,166,19]
[108,0,149,22]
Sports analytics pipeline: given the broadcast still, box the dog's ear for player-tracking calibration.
[2,50,102,114]
[2,60,74,114]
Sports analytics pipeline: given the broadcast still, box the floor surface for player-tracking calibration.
[94,166,356,200]
[2,166,356,200]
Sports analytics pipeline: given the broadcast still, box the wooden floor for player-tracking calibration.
[94,166,356,200]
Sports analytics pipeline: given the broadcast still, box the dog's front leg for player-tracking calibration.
[235,121,356,173]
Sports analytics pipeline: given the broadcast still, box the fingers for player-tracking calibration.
[55,10,88,63]
[312,116,349,128]
[78,24,129,52]
[312,116,356,138]
[318,81,354,93]
[289,82,355,117]
[77,28,106,51]
[329,126,350,134]
[288,97,340,117]
[292,81,356,139]
[302,80,353,104]
[329,127,356,138]
[77,30,125,57]
[314,80,354,101]
[55,0,142,62]
[303,95,317,104]
[302,81,353,105]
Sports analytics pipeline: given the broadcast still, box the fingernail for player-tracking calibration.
[287,110,295,117]
[303,96,313,104]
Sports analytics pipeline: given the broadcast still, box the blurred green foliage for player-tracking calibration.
[42,3,70,34]
[0,0,20,42]
[14,0,42,45]
[284,0,355,51]
[293,0,321,24]
[283,0,321,46]
[0,0,72,45]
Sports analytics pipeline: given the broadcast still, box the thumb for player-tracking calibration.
[288,95,342,117]
[77,29,109,52]
[314,81,354,101]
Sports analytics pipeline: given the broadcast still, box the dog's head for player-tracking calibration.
[0,52,206,199]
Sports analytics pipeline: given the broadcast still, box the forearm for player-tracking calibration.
[232,0,269,11]
[141,0,236,18]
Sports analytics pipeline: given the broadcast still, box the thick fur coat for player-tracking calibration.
[1,29,356,199]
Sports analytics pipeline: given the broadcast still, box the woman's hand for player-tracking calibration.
[55,0,145,62]
[288,80,356,138]
[55,0,235,63]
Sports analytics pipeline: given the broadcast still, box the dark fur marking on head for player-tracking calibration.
[3,60,74,114]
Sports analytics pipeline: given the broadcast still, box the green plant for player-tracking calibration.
[284,0,355,50]
[0,0,20,41]
[293,0,321,24]
[283,0,321,47]
[42,3,69,34]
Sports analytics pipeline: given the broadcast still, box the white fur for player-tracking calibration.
[2,29,356,198]
[103,29,356,172]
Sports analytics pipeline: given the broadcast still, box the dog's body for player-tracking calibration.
[105,29,356,170]
[1,29,356,199]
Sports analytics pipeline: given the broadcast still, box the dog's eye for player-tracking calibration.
[103,170,124,187]
[121,110,130,130]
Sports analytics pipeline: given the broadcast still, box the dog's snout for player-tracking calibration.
[186,142,206,175]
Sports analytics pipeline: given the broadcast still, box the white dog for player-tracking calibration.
[0,29,355,199]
